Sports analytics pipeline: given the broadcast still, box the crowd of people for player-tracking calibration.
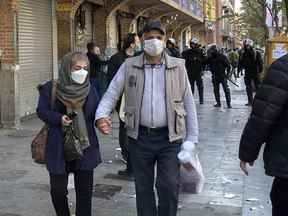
[86,32,264,110]
[36,20,288,216]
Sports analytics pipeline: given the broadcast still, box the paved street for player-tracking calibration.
[0,74,272,216]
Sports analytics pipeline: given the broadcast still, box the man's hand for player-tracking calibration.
[97,117,112,135]
[240,160,254,176]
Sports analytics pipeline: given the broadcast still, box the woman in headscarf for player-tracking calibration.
[37,52,101,216]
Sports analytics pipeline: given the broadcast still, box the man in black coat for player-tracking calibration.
[87,42,109,80]
[238,39,263,106]
[239,54,288,216]
[166,38,181,58]
[107,33,139,178]
[86,42,109,95]
[107,33,139,84]
[206,45,232,108]
[182,38,206,104]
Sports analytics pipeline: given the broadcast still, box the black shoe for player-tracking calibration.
[227,104,232,109]
[200,101,204,105]
[214,103,221,107]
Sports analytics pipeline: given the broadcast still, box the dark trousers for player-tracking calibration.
[237,69,244,77]
[119,120,132,172]
[128,127,181,216]
[212,77,231,106]
[49,169,94,216]
[231,66,238,79]
[270,177,288,216]
[244,74,260,104]
[191,77,204,103]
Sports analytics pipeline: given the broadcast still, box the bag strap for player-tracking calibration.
[51,80,57,110]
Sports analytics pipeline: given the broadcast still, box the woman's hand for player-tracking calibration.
[62,115,72,126]
[97,117,112,135]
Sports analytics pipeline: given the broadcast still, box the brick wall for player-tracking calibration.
[0,0,19,127]
[57,11,72,59]
[94,6,109,52]
[215,0,223,45]
[0,0,16,65]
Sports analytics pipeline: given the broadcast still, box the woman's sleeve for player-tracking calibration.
[36,87,63,126]
[86,86,101,121]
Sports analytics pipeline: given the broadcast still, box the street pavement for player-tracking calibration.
[0,74,273,216]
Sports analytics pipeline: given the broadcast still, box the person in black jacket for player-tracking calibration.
[107,33,139,85]
[182,38,206,104]
[239,54,288,216]
[107,33,140,178]
[87,42,109,80]
[238,39,263,106]
[166,38,181,58]
[86,42,109,95]
[206,44,232,108]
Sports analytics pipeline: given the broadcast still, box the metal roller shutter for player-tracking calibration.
[18,0,53,117]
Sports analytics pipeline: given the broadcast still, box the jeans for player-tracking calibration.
[49,163,94,216]
[128,127,181,216]
[270,177,288,216]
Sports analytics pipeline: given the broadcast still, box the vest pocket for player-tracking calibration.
[174,103,187,135]
[125,107,136,129]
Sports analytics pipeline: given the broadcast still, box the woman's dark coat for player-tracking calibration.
[37,81,101,174]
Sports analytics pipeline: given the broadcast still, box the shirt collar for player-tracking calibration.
[144,53,166,67]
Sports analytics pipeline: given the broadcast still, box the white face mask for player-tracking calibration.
[144,38,165,57]
[71,69,88,84]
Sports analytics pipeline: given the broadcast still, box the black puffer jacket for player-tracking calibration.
[239,54,288,178]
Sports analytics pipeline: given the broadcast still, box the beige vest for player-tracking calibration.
[124,53,188,142]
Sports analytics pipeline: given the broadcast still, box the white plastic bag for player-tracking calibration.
[178,141,205,194]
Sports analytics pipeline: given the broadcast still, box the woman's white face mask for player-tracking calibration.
[71,69,88,84]
[144,38,165,57]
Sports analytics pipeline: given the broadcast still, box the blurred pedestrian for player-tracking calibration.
[228,48,239,79]
[206,44,232,108]
[95,21,199,216]
[37,52,101,216]
[86,42,109,95]
[166,38,181,58]
[106,32,140,178]
[238,39,263,106]
[239,54,288,216]
[182,38,206,104]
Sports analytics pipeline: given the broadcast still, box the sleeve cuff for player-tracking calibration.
[185,135,198,144]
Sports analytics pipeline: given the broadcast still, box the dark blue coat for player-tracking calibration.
[36,81,102,174]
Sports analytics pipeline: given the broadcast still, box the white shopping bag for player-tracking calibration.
[178,148,205,194]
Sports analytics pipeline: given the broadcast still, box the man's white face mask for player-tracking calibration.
[144,38,165,57]
[71,69,88,84]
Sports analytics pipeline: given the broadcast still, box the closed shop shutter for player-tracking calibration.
[18,0,53,117]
